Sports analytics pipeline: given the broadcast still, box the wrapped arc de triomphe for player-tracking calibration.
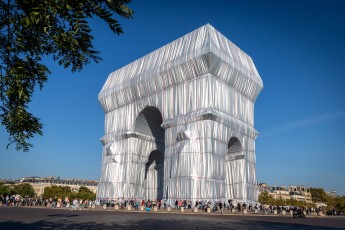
[96,24,263,205]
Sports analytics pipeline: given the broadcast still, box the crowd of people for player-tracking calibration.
[0,195,95,209]
[1,195,330,216]
[98,198,326,215]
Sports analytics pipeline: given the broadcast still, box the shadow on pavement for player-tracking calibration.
[0,218,342,230]
[46,213,79,218]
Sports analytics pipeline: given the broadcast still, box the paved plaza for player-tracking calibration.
[0,206,344,229]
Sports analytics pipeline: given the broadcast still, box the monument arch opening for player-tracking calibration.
[134,106,165,200]
[225,137,244,200]
[144,150,164,200]
[227,137,243,155]
[134,106,165,143]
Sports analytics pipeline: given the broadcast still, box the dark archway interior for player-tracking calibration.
[225,137,243,200]
[227,137,242,154]
[145,150,164,200]
[134,107,165,200]
[145,150,164,178]
[134,107,165,143]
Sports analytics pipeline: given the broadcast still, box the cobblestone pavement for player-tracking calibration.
[0,206,344,229]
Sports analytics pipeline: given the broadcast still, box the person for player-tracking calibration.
[179,200,183,209]
[229,202,233,212]
[243,203,247,213]
[187,200,191,209]
[64,197,69,208]
[219,202,224,214]
[297,207,305,217]
[5,195,9,206]
[332,207,336,216]
[70,198,79,211]
[175,200,178,209]
[135,200,139,210]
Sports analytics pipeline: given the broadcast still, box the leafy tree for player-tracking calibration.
[0,184,11,196]
[259,188,345,211]
[42,185,95,200]
[42,185,72,199]
[12,183,35,197]
[258,191,274,204]
[0,0,134,151]
[286,198,298,207]
[59,186,73,199]
[74,186,96,200]
[273,197,286,206]
[310,187,328,203]
[335,196,345,211]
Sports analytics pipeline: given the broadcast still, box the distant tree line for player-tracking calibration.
[43,185,96,200]
[310,187,345,211]
[259,187,345,211]
[0,183,95,200]
[0,183,35,197]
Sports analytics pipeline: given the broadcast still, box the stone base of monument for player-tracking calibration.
[103,204,107,209]
[154,206,158,211]
[194,207,198,213]
[114,204,119,210]
[243,209,247,214]
[140,206,144,211]
[282,210,286,215]
[92,204,95,209]
[180,207,184,212]
[207,208,211,213]
[274,210,277,215]
[167,207,171,212]
[290,210,293,215]
[127,205,131,211]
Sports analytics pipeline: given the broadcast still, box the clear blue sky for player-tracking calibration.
[1,0,344,195]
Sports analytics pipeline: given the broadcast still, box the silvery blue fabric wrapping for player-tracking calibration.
[97,24,263,205]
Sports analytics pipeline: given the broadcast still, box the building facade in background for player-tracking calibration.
[258,183,312,203]
[97,24,263,205]
[19,177,98,196]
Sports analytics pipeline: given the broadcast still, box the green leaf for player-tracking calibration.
[0,0,134,151]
